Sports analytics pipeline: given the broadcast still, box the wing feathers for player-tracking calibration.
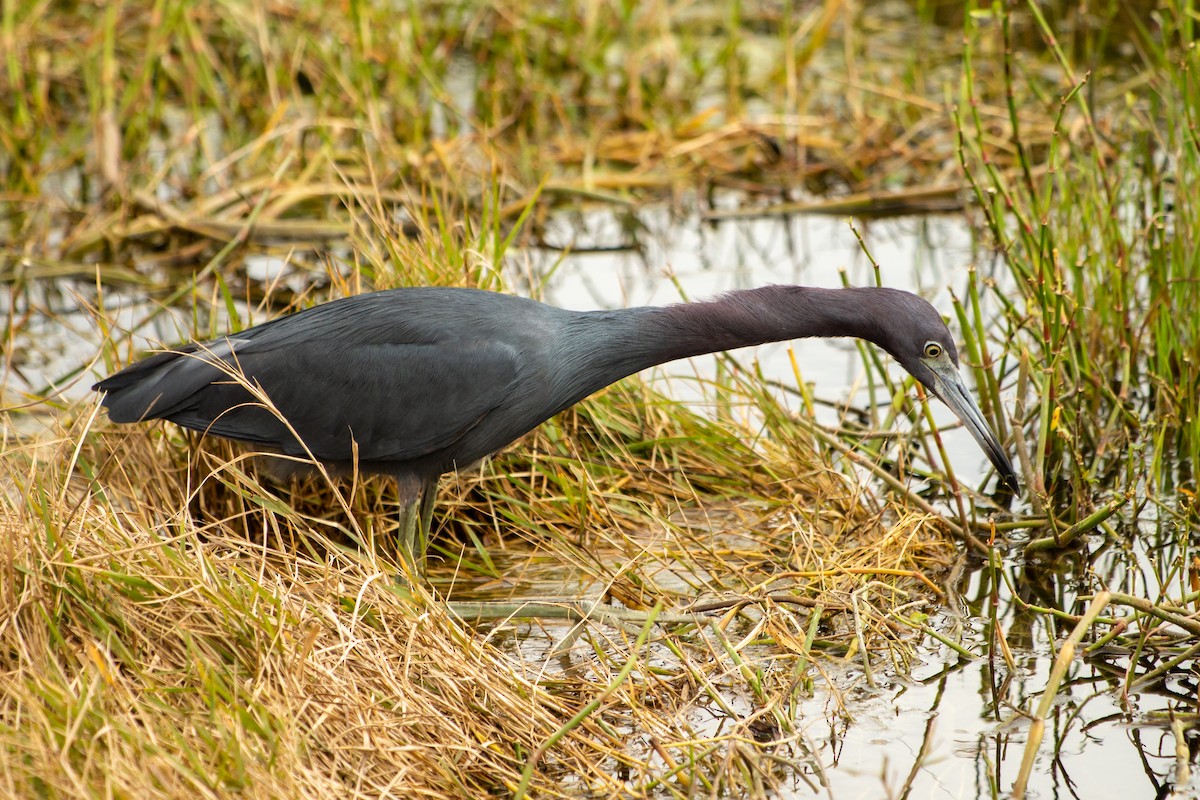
[97,335,522,464]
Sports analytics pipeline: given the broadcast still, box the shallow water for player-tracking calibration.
[444,530,1194,799]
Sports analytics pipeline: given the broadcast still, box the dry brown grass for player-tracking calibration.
[0,359,966,797]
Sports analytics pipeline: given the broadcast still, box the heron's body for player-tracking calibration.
[100,288,581,481]
[95,285,1019,564]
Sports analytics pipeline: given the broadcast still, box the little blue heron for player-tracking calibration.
[93,285,1019,564]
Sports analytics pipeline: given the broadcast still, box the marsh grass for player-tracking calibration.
[957,2,1200,499]
[949,3,1200,792]
[4,338,962,797]
[13,148,969,798]
[3,0,1199,796]
[2,0,999,278]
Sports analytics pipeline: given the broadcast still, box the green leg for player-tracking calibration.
[418,476,437,547]
[397,495,423,573]
[395,475,438,578]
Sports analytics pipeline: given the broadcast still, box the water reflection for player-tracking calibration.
[452,535,1198,797]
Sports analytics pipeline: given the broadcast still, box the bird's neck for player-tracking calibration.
[565,286,886,393]
[633,285,884,363]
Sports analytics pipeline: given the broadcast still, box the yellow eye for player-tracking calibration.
[923,342,942,359]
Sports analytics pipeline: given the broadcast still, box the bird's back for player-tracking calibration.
[94,287,573,477]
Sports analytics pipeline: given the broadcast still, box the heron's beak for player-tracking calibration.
[927,363,1020,494]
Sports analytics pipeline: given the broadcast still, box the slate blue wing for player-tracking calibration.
[96,333,523,465]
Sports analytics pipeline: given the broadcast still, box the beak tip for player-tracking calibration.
[933,369,1021,498]
[989,454,1021,496]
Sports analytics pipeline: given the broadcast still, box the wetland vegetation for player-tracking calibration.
[2,1,1198,797]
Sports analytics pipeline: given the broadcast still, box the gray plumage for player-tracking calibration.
[94,285,1019,563]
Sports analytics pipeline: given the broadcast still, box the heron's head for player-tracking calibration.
[871,291,1020,494]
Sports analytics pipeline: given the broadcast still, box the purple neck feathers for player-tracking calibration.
[551,285,903,412]
[566,286,891,391]
[640,285,886,363]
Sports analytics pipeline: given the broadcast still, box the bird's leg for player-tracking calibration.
[395,474,426,575]
[417,476,438,547]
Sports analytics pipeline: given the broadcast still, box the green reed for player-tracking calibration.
[956,0,1198,511]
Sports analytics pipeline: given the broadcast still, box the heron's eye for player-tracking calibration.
[923,342,942,359]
